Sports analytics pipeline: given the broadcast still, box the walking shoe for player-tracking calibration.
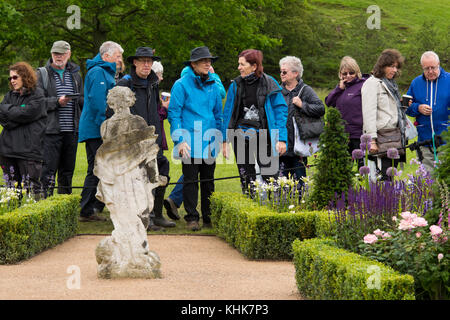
[153,216,176,228]
[186,220,201,231]
[164,198,181,220]
[203,222,213,229]
[147,217,165,232]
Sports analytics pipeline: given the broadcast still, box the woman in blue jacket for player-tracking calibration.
[168,46,223,231]
[222,49,288,195]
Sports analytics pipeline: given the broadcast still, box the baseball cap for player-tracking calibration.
[51,41,71,54]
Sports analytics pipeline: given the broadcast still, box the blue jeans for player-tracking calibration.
[168,175,184,207]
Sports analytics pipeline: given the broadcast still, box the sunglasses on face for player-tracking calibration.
[8,75,19,81]
[280,70,289,75]
[341,71,355,76]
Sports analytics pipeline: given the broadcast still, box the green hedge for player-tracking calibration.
[0,194,80,264]
[292,238,415,300]
[210,192,326,260]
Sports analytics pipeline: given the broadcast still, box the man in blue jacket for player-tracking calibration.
[168,46,223,231]
[78,41,124,222]
[406,51,450,173]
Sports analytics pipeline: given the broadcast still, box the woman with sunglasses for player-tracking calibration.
[222,49,288,195]
[278,56,325,186]
[0,62,46,197]
[325,56,368,168]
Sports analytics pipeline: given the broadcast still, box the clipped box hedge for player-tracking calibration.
[0,194,80,264]
[210,192,327,260]
[292,238,415,300]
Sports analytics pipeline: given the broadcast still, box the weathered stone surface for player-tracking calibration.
[93,86,163,279]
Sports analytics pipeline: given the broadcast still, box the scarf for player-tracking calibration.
[382,77,406,146]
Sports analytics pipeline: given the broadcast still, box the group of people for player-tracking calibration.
[0,39,448,231]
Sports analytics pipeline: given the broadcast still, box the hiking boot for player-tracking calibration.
[153,216,176,228]
[164,198,181,220]
[147,217,165,232]
[203,222,213,229]
[186,220,201,231]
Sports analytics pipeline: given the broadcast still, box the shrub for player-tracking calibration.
[210,192,324,259]
[0,194,80,264]
[310,107,353,209]
[292,238,415,300]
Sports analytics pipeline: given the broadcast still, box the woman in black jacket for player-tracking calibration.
[0,62,47,195]
[279,56,325,190]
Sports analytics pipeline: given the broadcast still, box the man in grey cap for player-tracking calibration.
[38,40,84,197]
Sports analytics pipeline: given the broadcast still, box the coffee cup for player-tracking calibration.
[161,92,171,101]
[402,94,413,107]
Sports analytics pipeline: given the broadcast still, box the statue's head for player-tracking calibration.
[107,86,136,112]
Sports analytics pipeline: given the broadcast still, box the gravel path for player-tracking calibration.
[0,235,302,300]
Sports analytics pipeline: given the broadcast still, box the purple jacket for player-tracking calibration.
[325,76,367,139]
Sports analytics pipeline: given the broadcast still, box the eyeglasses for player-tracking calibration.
[280,70,289,75]
[8,75,19,81]
[341,71,355,76]
[422,66,439,72]
[137,59,153,65]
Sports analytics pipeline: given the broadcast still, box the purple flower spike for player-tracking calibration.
[359,166,371,175]
[387,148,400,159]
[352,149,365,160]
[360,134,372,144]
[386,167,398,177]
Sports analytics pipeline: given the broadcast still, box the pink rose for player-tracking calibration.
[438,253,444,262]
[416,232,422,238]
[401,211,413,220]
[373,229,384,237]
[382,232,391,239]
[430,225,443,236]
[399,219,415,230]
[412,217,428,227]
[363,234,378,244]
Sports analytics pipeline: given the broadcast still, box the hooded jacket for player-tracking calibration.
[37,59,84,134]
[222,73,288,154]
[110,66,163,152]
[168,66,223,159]
[325,75,368,139]
[406,67,449,144]
[78,53,116,142]
[0,87,47,161]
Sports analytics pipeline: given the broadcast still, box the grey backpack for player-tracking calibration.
[37,67,49,93]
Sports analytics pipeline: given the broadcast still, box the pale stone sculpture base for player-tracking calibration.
[93,86,163,279]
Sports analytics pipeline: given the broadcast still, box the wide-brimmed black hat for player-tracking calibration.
[127,47,161,63]
[183,46,218,66]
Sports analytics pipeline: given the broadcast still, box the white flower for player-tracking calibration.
[288,205,295,210]
[290,210,296,214]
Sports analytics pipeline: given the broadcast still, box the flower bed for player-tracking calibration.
[292,238,415,300]
[210,192,327,260]
[0,194,80,264]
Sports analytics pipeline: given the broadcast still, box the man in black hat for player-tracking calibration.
[168,46,223,231]
[109,46,175,231]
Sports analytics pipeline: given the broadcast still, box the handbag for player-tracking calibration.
[293,85,324,140]
[377,127,405,156]
[293,118,320,157]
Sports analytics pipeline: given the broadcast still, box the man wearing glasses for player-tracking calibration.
[406,51,450,172]
[37,40,84,198]
[112,47,175,231]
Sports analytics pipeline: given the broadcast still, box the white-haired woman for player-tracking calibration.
[279,56,325,189]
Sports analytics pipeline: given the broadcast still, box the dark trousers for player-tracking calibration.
[232,134,277,194]
[40,132,78,197]
[379,157,400,181]
[0,156,42,195]
[279,155,307,190]
[151,154,170,218]
[349,138,364,168]
[80,138,105,217]
[182,159,216,224]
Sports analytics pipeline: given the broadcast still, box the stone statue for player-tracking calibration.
[94,86,165,279]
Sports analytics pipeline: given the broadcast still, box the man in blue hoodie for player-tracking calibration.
[406,51,450,173]
[78,41,124,222]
